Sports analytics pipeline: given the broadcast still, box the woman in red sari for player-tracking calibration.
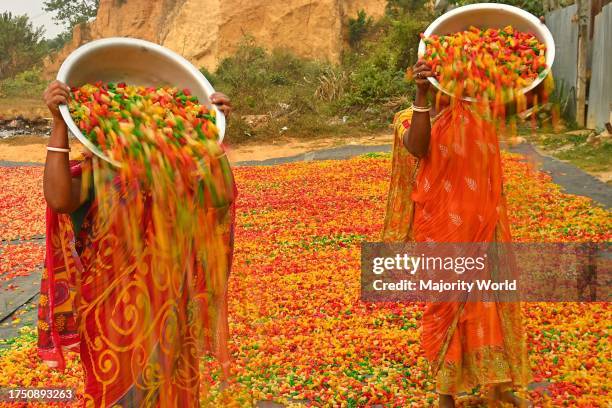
[38,80,235,407]
[383,61,532,407]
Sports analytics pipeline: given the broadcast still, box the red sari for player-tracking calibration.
[383,104,531,394]
[38,159,235,407]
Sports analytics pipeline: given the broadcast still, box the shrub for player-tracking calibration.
[448,0,543,17]
[339,9,431,110]
[314,67,347,102]
[348,10,373,47]
[340,50,410,108]
[386,0,431,17]
[199,66,217,87]
[205,38,337,143]
[0,67,48,98]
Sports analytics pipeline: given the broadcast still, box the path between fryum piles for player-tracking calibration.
[0,142,608,404]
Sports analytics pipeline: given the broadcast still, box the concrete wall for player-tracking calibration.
[546,4,579,120]
[587,2,612,129]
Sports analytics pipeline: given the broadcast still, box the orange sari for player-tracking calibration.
[383,104,531,394]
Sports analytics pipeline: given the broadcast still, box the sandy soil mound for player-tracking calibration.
[44,0,386,76]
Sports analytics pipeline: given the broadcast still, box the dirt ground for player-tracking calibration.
[0,132,393,164]
[0,98,49,120]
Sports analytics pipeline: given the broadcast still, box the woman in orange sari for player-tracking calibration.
[37,81,235,407]
[383,60,532,407]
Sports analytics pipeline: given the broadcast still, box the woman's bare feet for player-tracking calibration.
[492,385,533,407]
[439,394,455,408]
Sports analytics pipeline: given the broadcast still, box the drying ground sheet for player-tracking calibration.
[0,153,610,407]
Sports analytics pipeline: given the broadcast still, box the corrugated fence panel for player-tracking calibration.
[546,4,579,119]
[587,3,612,129]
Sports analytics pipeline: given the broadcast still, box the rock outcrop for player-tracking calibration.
[44,0,386,76]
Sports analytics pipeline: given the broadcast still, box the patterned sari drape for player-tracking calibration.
[383,104,531,395]
[382,108,418,243]
[38,159,236,407]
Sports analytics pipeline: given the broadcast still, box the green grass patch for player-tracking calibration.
[555,140,612,173]
[531,131,612,176]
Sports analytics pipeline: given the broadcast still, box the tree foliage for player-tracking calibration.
[43,0,99,30]
[45,31,72,52]
[0,12,47,80]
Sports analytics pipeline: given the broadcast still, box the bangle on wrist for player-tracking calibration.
[412,104,431,112]
[47,146,71,153]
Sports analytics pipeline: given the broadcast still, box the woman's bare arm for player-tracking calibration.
[404,90,432,158]
[403,60,434,158]
[43,81,84,213]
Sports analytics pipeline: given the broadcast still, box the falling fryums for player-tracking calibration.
[421,25,548,103]
[68,80,234,318]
